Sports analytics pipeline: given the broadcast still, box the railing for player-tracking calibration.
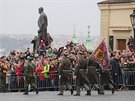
[118,68,135,90]
[5,73,75,91]
[4,69,135,92]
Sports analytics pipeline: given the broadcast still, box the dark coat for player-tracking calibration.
[110,58,121,76]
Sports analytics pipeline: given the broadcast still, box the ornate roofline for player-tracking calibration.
[98,0,135,4]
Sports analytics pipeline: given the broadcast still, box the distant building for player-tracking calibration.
[98,0,135,51]
[71,26,78,44]
[86,26,94,52]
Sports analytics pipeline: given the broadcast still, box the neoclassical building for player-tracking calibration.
[98,0,135,51]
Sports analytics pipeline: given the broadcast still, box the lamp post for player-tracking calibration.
[130,8,135,52]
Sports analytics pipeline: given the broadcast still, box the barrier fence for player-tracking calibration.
[118,68,135,90]
[4,69,135,92]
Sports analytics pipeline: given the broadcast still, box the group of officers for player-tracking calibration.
[58,50,115,96]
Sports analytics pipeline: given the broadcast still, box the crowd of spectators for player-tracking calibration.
[1,40,135,92]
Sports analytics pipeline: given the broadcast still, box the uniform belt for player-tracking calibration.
[62,70,71,72]
[87,66,96,68]
[79,69,84,71]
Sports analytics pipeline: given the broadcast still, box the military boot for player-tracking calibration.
[85,90,91,96]
[58,85,63,95]
[23,92,28,95]
[73,86,80,96]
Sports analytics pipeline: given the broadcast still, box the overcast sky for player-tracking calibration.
[0,0,101,36]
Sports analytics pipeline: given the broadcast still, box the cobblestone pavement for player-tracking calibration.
[0,91,134,101]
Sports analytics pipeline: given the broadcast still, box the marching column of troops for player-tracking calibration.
[57,49,115,96]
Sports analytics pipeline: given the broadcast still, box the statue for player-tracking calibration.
[37,7,53,50]
[37,7,48,47]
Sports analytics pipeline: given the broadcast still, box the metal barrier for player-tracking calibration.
[5,74,75,92]
[4,69,135,92]
[118,68,135,90]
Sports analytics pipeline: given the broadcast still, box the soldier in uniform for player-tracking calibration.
[58,51,73,95]
[86,58,100,93]
[73,51,91,96]
[97,64,115,95]
[0,56,8,92]
[23,56,39,95]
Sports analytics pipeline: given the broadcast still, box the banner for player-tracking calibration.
[90,38,110,71]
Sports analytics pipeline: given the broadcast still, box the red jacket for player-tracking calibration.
[50,66,57,80]
[16,66,23,76]
[16,66,23,82]
[35,66,45,80]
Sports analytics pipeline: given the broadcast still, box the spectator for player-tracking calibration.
[50,61,57,90]
[110,53,122,90]
[31,36,38,53]
[16,60,24,91]
[127,36,134,52]
[38,40,46,56]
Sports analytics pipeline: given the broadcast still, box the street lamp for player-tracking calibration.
[130,8,135,52]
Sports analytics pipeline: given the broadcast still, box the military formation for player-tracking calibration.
[57,50,115,96]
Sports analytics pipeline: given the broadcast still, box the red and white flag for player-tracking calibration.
[90,38,110,71]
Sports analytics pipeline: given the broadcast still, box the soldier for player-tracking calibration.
[86,58,100,94]
[97,64,115,95]
[23,56,39,95]
[0,56,8,92]
[58,51,73,95]
[73,51,91,96]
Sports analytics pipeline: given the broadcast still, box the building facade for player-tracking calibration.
[98,0,135,51]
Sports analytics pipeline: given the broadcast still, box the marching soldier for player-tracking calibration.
[23,56,39,95]
[86,58,100,93]
[73,51,91,96]
[0,56,8,92]
[58,51,73,95]
[97,64,115,95]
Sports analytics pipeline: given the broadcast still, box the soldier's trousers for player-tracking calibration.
[59,75,73,94]
[24,76,37,93]
[75,70,91,95]
[87,66,100,90]
[98,70,114,93]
